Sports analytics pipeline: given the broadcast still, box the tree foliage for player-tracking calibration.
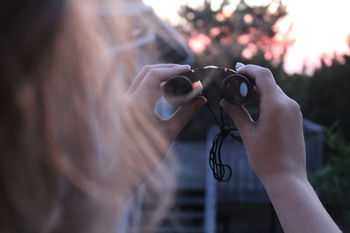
[305,52,350,139]
[311,127,350,222]
[177,0,292,71]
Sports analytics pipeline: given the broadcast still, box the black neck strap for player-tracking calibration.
[204,95,241,182]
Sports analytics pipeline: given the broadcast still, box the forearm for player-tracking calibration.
[262,175,341,233]
[224,64,341,232]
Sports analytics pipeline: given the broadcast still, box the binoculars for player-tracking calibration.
[164,66,254,106]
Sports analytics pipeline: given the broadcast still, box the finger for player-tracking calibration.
[253,85,261,99]
[128,64,180,93]
[236,64,279,101]
[220,99,255,135]
[164,96,207,138]
[235,62,262,99]
[137,65,191,92]
[235,62,245,70]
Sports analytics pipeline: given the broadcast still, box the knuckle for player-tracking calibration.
[148,69,161,78]
[287,99,301,112]
[243,64,255,71]
[269,98,300,115]
[142,65,152,72]
[140,65,155,74]
[259,67,272,77]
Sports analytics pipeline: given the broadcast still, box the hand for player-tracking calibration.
[221,63,306,183]
[116,64,206,189]
[123,63,207,145]
[221,64,341,233]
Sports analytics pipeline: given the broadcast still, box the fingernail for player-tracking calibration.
[235,62,245,70]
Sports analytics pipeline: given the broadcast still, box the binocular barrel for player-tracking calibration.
[164,71,252,106]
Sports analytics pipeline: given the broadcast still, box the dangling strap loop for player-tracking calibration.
[205,95,241,182]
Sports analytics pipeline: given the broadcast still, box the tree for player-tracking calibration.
[305,51,350,139]
[177,0,293,73]
[176,0,296,140]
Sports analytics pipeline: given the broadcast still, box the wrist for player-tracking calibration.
[260,173,309,195]
[259,173,341,233]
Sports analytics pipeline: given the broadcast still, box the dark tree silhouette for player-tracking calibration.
[305,50,350,139]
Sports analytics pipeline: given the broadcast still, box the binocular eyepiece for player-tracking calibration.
[164,67,253,106]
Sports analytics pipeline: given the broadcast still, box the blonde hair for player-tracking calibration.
[0,0,176,232]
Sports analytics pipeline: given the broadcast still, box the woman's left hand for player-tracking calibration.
[120,63,206,154]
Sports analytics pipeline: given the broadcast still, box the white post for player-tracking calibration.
[204,127,218,233]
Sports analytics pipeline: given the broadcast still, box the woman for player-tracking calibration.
[0,0,341,232]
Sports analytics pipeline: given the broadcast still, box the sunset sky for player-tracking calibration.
[143,0,350,74]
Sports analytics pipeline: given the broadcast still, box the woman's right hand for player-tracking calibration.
[221,63,341,233]
[221,63,306,183]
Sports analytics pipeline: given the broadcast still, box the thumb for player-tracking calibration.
[165,96,207,137]
[220,100,255,136]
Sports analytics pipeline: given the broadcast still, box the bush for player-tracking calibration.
[311,126,350,222]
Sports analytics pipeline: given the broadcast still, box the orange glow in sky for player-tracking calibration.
[143,0,350,74]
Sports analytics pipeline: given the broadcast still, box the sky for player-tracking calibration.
[143,0,350,74]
